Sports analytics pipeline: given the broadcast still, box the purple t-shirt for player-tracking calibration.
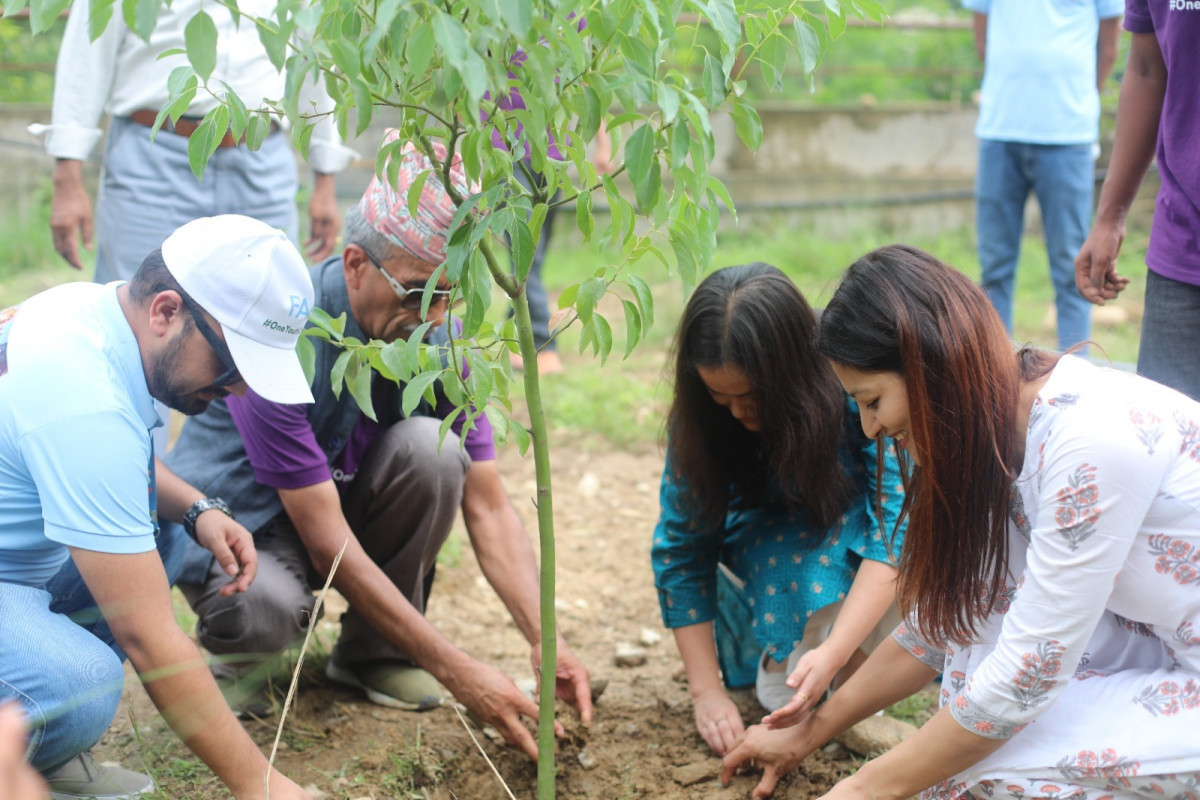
[1124,0,1200,285]
[228,367,495,494]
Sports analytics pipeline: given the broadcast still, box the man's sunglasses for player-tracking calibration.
[360,247,463,311]
[179,294,242,387]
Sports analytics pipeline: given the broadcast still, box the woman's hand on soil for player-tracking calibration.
[766,644,844,728]
[720,723,807,799]
[692,687,745,755]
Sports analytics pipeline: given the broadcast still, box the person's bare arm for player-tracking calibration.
[50,159,93,270]
[972,13,987,63]
[278,479,548,758]
[459,460,593,724]
[1096,16,1122,90]
[673,622,745,755]
[1075,33,1166,304]
[68,547,308,799]
[154,459,258,595]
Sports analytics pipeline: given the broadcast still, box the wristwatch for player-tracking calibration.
[182,497,235,540]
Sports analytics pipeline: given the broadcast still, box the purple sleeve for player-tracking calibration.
[226,391,333,489]
[1124,0,1152,33]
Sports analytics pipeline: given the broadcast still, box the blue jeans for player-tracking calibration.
[1138,269,1200,402]
[0,523,200,773]
[976,139,1095,351]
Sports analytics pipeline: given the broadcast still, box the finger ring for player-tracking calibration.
[796,693,809,702]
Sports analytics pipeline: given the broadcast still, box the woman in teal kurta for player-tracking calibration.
[650,263,906,757]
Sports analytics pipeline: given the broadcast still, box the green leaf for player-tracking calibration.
[701,52,727,107]
[730,98,763,151]
[827,5,847,38]
[510,218,535,283]
[184,11,217,81]
[255,18,288,71]
[364,0,401,57]
[330,350,352,399]
[593,313,613,364]
[310,307,345,339]
[624,273,655,328]
[794,18,821,75]
[245,113,270,151]
[121,0,159,41]
[295,334,316,387]
[511,418,531,455]
[576,188,594,242]
[186,105,229,180]
[484,405,510,445]
[406,170,431,220]
[621,299,642,359]
[221,82,250,140]
[657,83,680,124]
[379,340,408,382]
[437,408,462,450]
[499,0,532,37]
[402,369,445,417]
[670,123,691,171]
[707,175,738,221]
[575,276,606,324]
[87,0,117,40]
[634,159,661,212]
[705,0,741,54]
[406,21,435,78]
[352,80,374,137]
[160,66,198,129]
[345,356,376,421]
[557,282,579,310]
[30,0,69,32]
[624,124,654,187]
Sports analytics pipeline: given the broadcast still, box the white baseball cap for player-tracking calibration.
[161,215,315,404]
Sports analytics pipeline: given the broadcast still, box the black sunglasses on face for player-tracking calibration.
[179,295,243,387]
[359,247,462,311]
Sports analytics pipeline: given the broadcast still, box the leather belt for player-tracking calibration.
[128,109,277,148]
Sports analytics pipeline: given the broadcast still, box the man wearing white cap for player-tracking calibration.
[167,134,594,760]
[0,215,313,799]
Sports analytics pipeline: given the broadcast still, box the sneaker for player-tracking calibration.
[216,674,275,720]
[46,751,153,799]
[325,659,443,711]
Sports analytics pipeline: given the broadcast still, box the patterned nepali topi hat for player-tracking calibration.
[357,129,473,265]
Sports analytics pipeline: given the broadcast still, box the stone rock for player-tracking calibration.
[615,643,647,667]
[672,761,718,787]
[577,748,598,769]
[638,627,663,647]
[577,472,601,498]
[835,715,917,756]
[303,784,329,800]
[822,741,850,758]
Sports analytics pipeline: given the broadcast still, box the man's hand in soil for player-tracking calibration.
[454,661,562,760]
[721,721,814,799]
[692,686,745,756]
[530,637,594,727]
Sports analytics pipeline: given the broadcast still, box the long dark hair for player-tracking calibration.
[667,263,855,532]
[817,245,1053,646]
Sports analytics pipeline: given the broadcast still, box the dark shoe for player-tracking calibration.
[325,659,443,711]
[216,674,275,720]
[46,751,153,799]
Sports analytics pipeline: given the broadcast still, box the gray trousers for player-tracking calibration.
[180,417,470,672]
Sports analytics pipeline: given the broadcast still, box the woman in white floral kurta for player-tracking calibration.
[721,245,1200,800]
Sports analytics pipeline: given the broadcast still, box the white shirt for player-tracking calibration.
[35,0,355,173]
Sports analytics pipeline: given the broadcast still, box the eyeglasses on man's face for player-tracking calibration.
[179,295,242,387]
[358,247,462,312]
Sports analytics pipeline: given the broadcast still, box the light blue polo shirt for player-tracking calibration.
[965,0,1124,144]
[0,282,161,588]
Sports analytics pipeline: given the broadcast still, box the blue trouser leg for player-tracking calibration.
[976,139,1029,334]
[508,168,560,351]
[92,117,299,284]
[0,582,125,774]
[1138,269,1200,401]
[1030,143,1095,351]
